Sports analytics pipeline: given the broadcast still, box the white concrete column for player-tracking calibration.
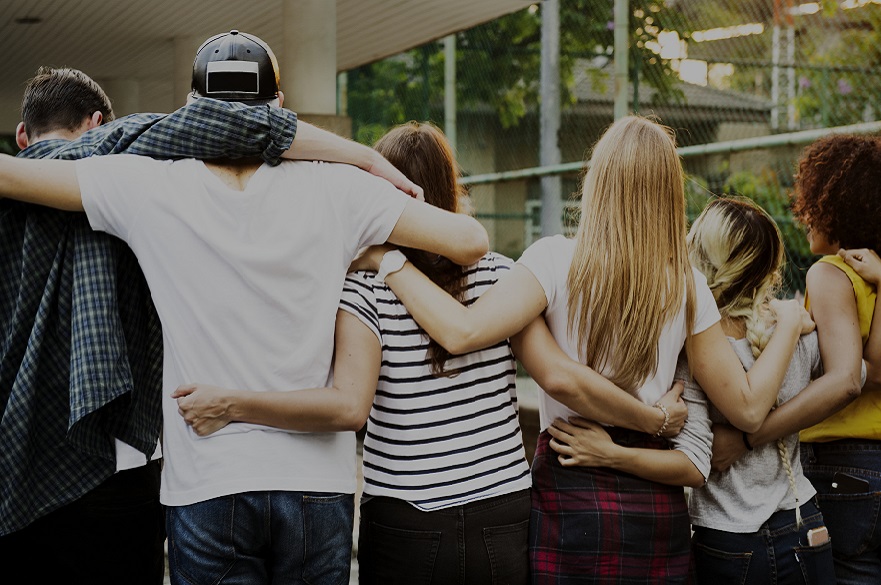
[282,0,337,115]
[173,36,206,108]
[96,78,140,117]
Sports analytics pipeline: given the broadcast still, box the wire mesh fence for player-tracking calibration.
[343,0,881,293]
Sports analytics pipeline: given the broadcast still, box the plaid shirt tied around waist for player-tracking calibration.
[0,99,297,535]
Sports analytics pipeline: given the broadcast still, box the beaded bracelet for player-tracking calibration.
[653,402,670,437]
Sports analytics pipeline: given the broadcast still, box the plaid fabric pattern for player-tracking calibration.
[0,99,298,535]
[529,430,692,584]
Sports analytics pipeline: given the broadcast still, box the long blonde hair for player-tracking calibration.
[566,116,695,393]
[687,197,803,525]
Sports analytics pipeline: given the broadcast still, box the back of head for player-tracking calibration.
[374,122,466,376]
[567,115,691,392]
[21,67,114,140]
[792,134,881,253]
[688,197,784,357]
[191,30,280,104]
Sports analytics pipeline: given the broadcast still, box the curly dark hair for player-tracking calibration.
[791,134,881,253]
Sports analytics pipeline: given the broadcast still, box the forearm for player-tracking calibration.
[513,323,663,434]
[736,318,801,429]
[747,371,861,448]
[283,121,373,168]
[227,387,368,433]
[0,155,82,210]
[604,446,705,488]
[384,263,544,354]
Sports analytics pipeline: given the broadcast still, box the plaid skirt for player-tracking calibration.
[529,429,692,585]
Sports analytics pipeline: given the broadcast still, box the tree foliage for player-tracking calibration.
[347,0,692,142]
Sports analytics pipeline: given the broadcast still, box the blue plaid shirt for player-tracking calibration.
[0,99,298,535]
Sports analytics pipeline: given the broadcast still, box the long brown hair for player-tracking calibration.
[374,122,469,376]
[566,116,695,393]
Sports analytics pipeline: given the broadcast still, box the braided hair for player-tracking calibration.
[688,197,803,525]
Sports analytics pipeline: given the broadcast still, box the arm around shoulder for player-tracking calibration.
[388,198,488,266]
[0,155,82,211]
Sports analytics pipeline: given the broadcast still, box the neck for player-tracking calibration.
[28,130,78,144]
[203,157,264,191]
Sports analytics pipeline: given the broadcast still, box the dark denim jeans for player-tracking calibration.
[167,491,354,585]
[357,489,531,585]
[802,440,881,585]
[0,459,165,585]
[691,499,834,585]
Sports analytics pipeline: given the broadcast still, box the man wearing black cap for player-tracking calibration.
[0,50,424,585]
[0,31,487,584]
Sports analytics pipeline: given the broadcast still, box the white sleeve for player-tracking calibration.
[670,356,713,482]
[76,155,168,241]
[321,163,410,253]
[516,236,565,307]
[691,268,722,335]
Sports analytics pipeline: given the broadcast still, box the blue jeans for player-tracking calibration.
[167,491,354,585]
[691,499,835,585]
[802,440,881,585]
[358,490,531,585]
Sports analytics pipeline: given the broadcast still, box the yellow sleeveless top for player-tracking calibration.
[801,255,881,442]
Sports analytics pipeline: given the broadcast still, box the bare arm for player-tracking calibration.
[547,418,705,488]
[173,310,380,435]
[725,263,862,457]
[511,316,686,436]
[688,299,810,433]
[384,200,489,267]
[374,256,548,353]
[839,248,881,392]
[282,121,423,199]
[0,155,82,211]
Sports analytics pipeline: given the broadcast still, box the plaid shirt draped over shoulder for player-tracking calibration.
[0,99,297,535]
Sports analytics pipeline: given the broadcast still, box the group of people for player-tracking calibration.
[0,27,879,585]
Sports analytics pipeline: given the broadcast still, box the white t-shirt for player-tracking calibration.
[517,235,721,430]
[76,155,410,506]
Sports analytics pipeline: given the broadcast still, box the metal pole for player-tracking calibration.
[540,0,563,236]
[444,35,457,152]
[461,121,881,185]
[613,0,629,120]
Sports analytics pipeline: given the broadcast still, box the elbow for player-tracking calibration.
[684,471,706,489]
[336,404,371,433]
[442,328,484,355]
[732,409,764,435]
[455,219,489,266]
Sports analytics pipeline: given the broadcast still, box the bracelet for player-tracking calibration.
[742,430,754,451]
[653,402,670,437]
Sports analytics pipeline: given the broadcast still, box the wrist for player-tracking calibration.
[652,402,670,437]
[376,249,408,284]
[643,403,665,435]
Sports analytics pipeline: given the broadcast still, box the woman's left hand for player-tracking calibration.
[839,248,881,286]
[710,422,748,472]
[172,383,236,437]
[547,417,619,468]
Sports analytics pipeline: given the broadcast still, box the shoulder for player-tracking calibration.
[806,258,858,302]
[518,235,573,266]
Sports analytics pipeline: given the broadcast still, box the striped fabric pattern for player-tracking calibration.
[340,252,531,510]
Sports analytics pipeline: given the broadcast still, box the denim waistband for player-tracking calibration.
[803,439,881,455]
[763,499,821,534]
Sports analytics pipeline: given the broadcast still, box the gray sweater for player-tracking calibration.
[687,332,820,533]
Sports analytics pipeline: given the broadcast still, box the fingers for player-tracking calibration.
[171,384,196,398]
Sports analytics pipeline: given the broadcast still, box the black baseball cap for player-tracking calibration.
[191,30,280,104]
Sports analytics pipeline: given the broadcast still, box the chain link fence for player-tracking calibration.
[344,0,881,293]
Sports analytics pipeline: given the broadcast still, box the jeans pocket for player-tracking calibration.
[484,518,529,585]
[358,521,441,585]
[794,540,835,585]
[814,491,879,558]
[167,497,236,585]
[302,493,354,585]
[692,541,752,585]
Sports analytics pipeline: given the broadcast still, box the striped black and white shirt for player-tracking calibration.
[340,252,531,510]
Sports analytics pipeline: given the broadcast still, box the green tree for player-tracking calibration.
[346,0,693,141]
